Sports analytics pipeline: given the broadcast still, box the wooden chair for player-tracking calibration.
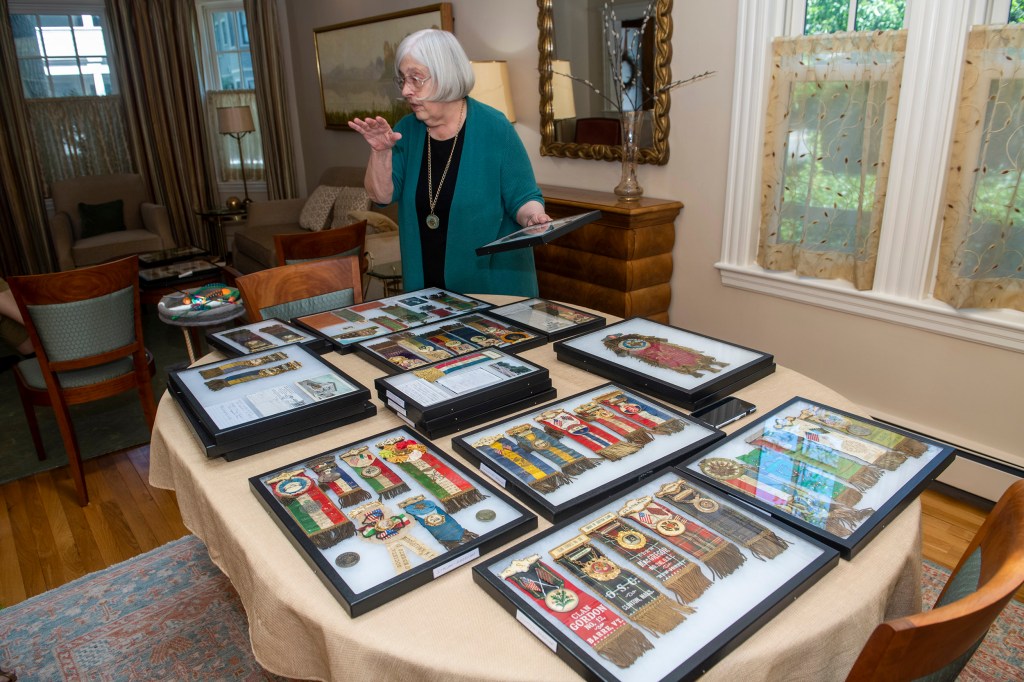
[235,256,363,322]
[8,256,158,506]
[845,480,1024,681]
[273,219,368,271]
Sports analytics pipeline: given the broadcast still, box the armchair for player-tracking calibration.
[49,173,175,271]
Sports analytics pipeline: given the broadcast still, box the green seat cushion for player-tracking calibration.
[284,246,361,265]
[79,199,126,238]
[17,355,136,390]
[260,288,355,321]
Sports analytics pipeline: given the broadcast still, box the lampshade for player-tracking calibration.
[469,61,516,123]
[551,60,576,121]
[217,105,255,134]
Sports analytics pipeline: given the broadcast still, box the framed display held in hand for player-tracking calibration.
[474,469,838,681]
[554,318,776,411]
[474,210,602,255]
[250,427,537,617]
[682,397,956,558]
[167,344,375,460]
[293,287,492,353]
[452,383,723,523]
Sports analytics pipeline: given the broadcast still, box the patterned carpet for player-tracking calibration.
[0,538,1019,680]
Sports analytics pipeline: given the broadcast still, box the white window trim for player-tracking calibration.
[720,0,1024,353]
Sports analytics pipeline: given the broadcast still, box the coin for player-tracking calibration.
[475,509,497,522]
[335,551,360,568]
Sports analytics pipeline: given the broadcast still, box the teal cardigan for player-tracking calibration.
[390,98,542,297]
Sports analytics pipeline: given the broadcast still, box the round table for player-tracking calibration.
[148,296,922,682]
[157,287,246,362]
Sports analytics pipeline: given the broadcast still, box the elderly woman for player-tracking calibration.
[349,29,550,297]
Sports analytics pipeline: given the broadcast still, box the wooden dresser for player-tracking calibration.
[533,185,683,322]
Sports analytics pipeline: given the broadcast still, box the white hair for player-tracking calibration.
[395,29,474,102]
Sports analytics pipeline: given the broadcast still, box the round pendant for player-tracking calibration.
[694,496,720,513]
[426,213,440,230]
[656,519,686,537]
[616,529,647,550]
[583,558,621,581]
[544,587,579,612]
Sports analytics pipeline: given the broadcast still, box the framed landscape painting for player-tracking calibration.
[314,4,454,129]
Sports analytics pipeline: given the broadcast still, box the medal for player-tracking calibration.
[426,213,440,230]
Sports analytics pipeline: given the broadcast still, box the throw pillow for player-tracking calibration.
[78,199,125,239]
[299,185,341,231]
[346,209,399,233]
[330,187,371,228]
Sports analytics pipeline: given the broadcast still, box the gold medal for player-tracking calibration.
[656,519,686,537]
[616,529,647,550]
[583,558,621,581]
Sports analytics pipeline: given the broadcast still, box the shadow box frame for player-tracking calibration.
[249,426,537,618]
[167,344,375,459]
[486,297,607,342]
[473,468,840,682]
[354,311,547,375]
[206,318,329,357]
[451,382,724,523]
[375,348,557,438]
[680,396,957,559]
[553,317,776,411]
[292,287,493,354]
[314,4,453,130]
[474,210,602,256]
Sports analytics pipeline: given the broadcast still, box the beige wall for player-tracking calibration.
[283,1,1022,499]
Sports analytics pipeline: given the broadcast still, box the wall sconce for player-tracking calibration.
[469,60,516,123]
[217,105,256,204]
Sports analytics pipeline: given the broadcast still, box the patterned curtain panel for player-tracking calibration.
[27,96,134,195]
[758,31,906,290]
[244,0,297,200]
[935,25,1024,312]
[207,89,265,183]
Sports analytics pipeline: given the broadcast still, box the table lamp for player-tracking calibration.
[551,59,576,121]
[217,105,256,205]
[469,61,516,123]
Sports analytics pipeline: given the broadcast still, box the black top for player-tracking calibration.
[415,119,467,289]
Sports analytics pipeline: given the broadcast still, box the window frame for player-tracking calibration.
[719,0,1024,353]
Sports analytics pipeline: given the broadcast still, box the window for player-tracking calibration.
[720,0,1024,352]
[8,3,132,193]
[197,0,263,185]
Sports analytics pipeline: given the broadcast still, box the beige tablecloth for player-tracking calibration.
[149,298,922,681]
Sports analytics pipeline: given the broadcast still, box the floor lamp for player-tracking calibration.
[217,105,255,205]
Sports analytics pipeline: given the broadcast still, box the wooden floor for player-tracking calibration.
[0,445,1011,608]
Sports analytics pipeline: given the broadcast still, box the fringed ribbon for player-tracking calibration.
[552,535,690,636]
[352,500,438,573]
[400,495,478,550]
[573,401,654,445]
[221,328,274,352]
[412,351,495,382]
[536,409,641,462]
[798,407,927,459]
[198,351,287,379]
[749,424,885,493]
[505,424,602,476]
[309,455,372,507]
[266,470,354,549]
[619,497,746,579]
[339,446,411,500]
[472,434,573,493]
[376,437,486,514]
[428,291,479,311]
[258,323,304,344]
[379,304,429,324]
[396,335,453,362]
[601,333,730,378]
[656,479,790,561]
[738,445,864,506]
[581,513,711,603]
[594,389,686,435]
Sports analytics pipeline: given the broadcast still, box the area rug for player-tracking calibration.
[0,539,1020,681]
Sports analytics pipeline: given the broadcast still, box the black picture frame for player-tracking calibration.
[680,396,957,559]
[474,210,602,255]
[474,468,839,681]
[249,426,537,617]
[354,312,547,374]
[206,318,329,357]
[553,317,776,411]
[452,383,724,523]
[167,344,373,458]
[292,287,493,354]
[486,297,606,342]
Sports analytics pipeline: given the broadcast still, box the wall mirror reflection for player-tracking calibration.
[538,0,672,165]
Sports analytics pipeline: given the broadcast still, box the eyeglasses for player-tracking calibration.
[394,74,431,90]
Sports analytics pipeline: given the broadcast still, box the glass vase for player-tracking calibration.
[614,110,644,201]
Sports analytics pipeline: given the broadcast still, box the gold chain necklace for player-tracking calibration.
[425,99,465,230]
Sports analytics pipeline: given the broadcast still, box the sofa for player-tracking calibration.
[232,167,400,279]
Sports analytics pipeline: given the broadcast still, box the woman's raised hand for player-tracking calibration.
[348,116,403,151]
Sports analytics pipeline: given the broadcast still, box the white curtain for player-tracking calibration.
[757,31,906,289]
[206,89,265,183]
[935,24,1024,312]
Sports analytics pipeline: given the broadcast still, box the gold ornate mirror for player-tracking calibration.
[538,0,673,165]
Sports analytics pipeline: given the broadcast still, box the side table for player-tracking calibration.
[196,207,247,260]
[157,287,246,362]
